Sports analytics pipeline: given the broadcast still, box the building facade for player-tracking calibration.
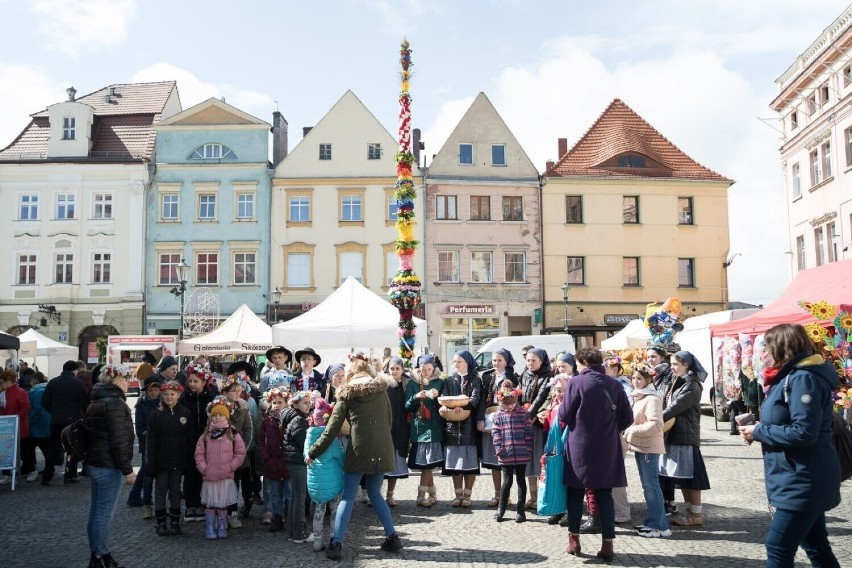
[271,90,425,324]
[146,98,273,336]
[772,5,852,276]
[0,82,180,360]
[424,93,542,362]
[541,99,733,347]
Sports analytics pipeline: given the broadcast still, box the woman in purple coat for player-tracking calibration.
[558,347,633,562]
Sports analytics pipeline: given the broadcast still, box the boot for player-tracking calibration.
[597,538,614,562]
[216,509,228,538]
[672,510,704,526]
[579,514,601,534]
[100,555,124,568]
[269,513,284,533]
[155,511,169,536]
[313,529,326,552]
[559,511,571,527]
[204,509,217,540]
[239,498,253,518]
[515,498,527,523]
[168,508,182,536]
[524,487,537,511]
[494,499,507,522]
[567,533,581,556]
[88,553,104,568]
[428,485,438,506]
[416,485,432,507]
[451,487,464,507]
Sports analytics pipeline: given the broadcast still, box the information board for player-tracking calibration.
[0,415,19,490]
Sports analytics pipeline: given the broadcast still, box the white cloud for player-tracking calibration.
[0,64,67,149]
[366,0,439,33]
[31,0,138,55]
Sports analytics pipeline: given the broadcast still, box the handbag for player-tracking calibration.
[537,419,569,516]
[663,417,676,432]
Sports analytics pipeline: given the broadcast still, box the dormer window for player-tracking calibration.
[190,143,236,160]
[616,154,645,168]
[62,117,76,140]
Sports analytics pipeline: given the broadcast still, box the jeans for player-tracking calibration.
[568,486,615,539]
[635,453,668,531]
[86,465,123,556]
[265,478,290,516]
[333,472,396,544]
[765,508,840,568]
[128,449,153,505]
[288,464,308,540]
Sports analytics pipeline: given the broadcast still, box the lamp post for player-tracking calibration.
[171,258,191,340]
[561,282,570,335]
[272,286,281,322]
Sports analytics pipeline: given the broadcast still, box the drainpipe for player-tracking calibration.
[537,174,545,335]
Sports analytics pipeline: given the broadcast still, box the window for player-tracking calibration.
[792,163,801,198]
[341,195,362,222]
[92,253,111,284]
[677,197,693,225]
[93,193,112,219]
[368,143,382,160]
[565,195,583,224]
[387,193,398,221]
[846,127,852,167]
[437,251,460,282]
[810,150,820,186]
[289,196,310,222]
[339,251,363,284]
[828,222,838,263]
[623,257,640,286]
[386,251,398,286]
[814,227,825,266]
[319,144,332,160]
[623,196,639,224]
[56,194,75,220]
[62,117,75,140]
[844,66,852,87]
[17,254,36,285]
[190,143,235,159]
[196,253,218,285]
[821,84,830,105]
[617,154,645,168]
[19,194,38,220]
[491,144,506,166]
[198,194,216,220]
[822,141,832,179]
[790,110,798,130]
[436,195,457,220]
[236,193,254,219]
[566,257,584,285]
[233,252,256,285]
[807,94,817,116]
[678,258,695,287]
[796,235,806,271]
[471,251,493,283]
[55,253,73,284]
[158,253,181,285]
[287,253,311,288]
[502,196,523,221]
[470,196,491,220]
[504,252,526,283]
[459,143,473,165]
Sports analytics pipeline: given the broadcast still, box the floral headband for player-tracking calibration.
[290,390,309,403]
[496,386,522,402]
[160,381,184,393]
[206,395,233,416]
[103,365,133,379]
[187,363,213,385]
[348,352,369,363]
[631,362,656,378]
[262,386,290,402]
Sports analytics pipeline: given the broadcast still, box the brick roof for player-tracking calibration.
[544,99,732,183]
[32,81,176,117]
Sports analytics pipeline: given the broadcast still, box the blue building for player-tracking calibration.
[145,98,284,335]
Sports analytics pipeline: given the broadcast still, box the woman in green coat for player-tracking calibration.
[404,353,444,507]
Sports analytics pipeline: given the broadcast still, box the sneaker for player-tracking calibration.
[228,511,242,528]
[26,471,38,482]
[185,507,200,522]
[636,527,673,538]
[305,532,315,543]
[313,539,326,552]
[380,533,403,552]
[63,477,80,484]
[633,524,648,531]
[261,511,273,525]
[291,536,307,544]
[664,502,677,516]
[359,488,369,503]
[142,505,153,519]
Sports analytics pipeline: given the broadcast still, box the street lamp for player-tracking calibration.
[561,282,570,335]
[272,286,281,322]
[170,258,191,339]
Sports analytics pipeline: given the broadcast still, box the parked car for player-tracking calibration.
[474,334,575,376]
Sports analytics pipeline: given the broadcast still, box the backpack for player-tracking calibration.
[831,412,852,483]
[61,418,89,462]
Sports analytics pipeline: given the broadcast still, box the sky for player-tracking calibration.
[0,0,847,306]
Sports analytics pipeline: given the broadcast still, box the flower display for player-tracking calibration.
[804,323,829,343]
[834,312,852,335]
[798,299,851,413]
[801,299,837,321]
[103,365,133,379]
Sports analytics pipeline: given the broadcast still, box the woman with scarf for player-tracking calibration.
[478,348,518,508]
[322,363,345,404]
[645,344,673,393]
[738,324,841,568]
[441,350,482,508]
[518,347,552,512]
[659,350,711,527]
[405,354,444,507]
[383,356,411,506]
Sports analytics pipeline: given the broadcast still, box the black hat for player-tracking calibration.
[294,347,321,367]
[265,345,292,361]
[63,360,79,373]
[226,361,255,380]
[157,355,178,372]
[143,376,161,391]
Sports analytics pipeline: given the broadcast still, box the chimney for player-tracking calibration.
[303,126,313,137]
[545,160,555,171]
[66,86,76,101]
[272,111,289,167]
[558,138,568,159]
[412,128,421,166]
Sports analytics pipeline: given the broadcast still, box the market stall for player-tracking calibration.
[177,304,272,355]
[17,328,77,378]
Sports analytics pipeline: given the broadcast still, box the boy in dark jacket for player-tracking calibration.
[281,391,310,543]
[128,377,161,513]
[146,381,193,536]
[178,366,216,521]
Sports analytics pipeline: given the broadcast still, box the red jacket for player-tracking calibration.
[1,383,31,438]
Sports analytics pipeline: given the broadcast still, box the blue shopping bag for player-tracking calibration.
[537,419,569,516]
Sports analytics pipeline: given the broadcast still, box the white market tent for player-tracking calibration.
[177,304,273,355]
[601,318,650,350]
[18,328,78,377]
[272,277,427,351]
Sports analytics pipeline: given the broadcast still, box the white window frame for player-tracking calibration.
[56,193,75,220]
[18,194,39,221]
[62,117,75,140]
[792,163,801,199]
[232,251,257,285]
[158,253,182,285]
[92,193,113,219]
[319,144,332,160]
[796,235,806,271]
[470,251,493,283]
[504,252,526,283]
[195,252,219,286]
[54,252,74,284]
[341,195,362,222]
[437,250,460,283]
[17,253,37,285]
[822,140,832,179]
[387,193,399,221]
[198,194,217,221]
[368,143,382,160]
[286,253,311,288]
[190,143,235,160]
[92,252,112,284]
[161,194,179,221]
[339,251,364,284]
[386,251,398,286]
[236,193,255,220]
[288,195,311,222]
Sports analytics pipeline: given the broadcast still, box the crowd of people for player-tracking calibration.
[0,322,843,567]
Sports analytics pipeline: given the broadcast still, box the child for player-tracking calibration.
[145,381,192,536]
[490,380,533,523]
[194,396,247,540]
[129,376,160,516]
[281,391,311,544]
[257,387,290,532]
[305,398,344,552]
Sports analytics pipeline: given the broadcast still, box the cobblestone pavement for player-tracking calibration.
[2,413,850,568]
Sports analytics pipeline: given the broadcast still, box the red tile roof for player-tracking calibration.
[32,81,177,117]
[544,99,732,183]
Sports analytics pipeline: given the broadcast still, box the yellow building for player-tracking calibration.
[541,99,733,347]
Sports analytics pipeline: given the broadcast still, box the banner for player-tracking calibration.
[0,415,19,490]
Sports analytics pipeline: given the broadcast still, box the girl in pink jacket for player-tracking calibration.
[194,397,247,540]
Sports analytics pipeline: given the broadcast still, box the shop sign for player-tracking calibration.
[442,304,496,316]
[603,314,641,326]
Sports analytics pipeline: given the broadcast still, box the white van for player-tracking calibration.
[474,334,575,376]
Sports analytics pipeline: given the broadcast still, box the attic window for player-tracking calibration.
[616,154,645,168]
[190,143,236,160]
[62,117,76,140]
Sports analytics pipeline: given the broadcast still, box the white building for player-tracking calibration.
[0,82,180,360]
[773,6,852,275]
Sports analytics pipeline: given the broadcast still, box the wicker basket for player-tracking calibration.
[437,395,470,409]
[439,406,471,422]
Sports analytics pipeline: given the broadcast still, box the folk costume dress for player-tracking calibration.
[404,368,444,470]
[441,351,483,476]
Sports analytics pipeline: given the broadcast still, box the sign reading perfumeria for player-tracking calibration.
[442,305,496,316]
